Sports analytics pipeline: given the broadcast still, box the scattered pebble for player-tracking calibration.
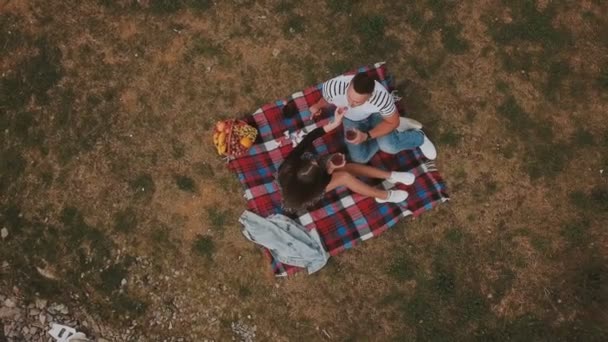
[4,298,15,308]
[0,295,110,341]
[35,299,47,309]
[231,320,256,342]
[1,227,8,239]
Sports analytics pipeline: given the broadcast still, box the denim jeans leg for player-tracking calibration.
[376,127,424,154]
[366,113,424,154]
[343,117,379,164]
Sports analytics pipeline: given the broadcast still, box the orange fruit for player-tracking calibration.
[240,137,253,148]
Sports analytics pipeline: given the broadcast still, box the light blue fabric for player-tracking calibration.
[239,210,329,274]
[343,113,424,163]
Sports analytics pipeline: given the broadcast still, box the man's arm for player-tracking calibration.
[368,111,399,139]
[348,111,399,145]
[367,82,401,138]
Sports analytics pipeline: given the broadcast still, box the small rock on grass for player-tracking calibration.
[35,299,47,309]
[4,298,15,308]
[0,307,20,319]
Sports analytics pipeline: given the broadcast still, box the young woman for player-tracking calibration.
[277,107,415,212]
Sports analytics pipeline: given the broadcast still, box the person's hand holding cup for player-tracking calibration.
[345,128,367,145]
[327,153,346,174]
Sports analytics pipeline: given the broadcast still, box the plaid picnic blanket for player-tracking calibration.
[228,62,449,276]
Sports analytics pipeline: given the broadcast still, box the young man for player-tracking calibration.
[309,72,437,163]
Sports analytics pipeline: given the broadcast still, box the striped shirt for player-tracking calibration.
[321,75,397,121]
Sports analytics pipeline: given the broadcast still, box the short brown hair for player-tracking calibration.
[352,72,375,94]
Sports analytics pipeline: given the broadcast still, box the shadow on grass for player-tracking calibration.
[205,206,231,233]
[569,187,608,213]
[497,96,572,180]
[398,1,470,54]
[114,207,138,233]
[0,149,26,193]
[130,173,156,201]
[0,203,149,321]
[487,1,579,102]
[383,223,608,340]
[192,235,215,259]
[145,0,214,14]
[175,175,197,193]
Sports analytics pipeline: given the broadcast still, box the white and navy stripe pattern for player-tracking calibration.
[321,76,397,116]
[368,87,396,116]
[321,78,349,102]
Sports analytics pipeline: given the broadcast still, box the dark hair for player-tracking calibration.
[296,161,325,184]
[352,72,375,94]
[282,100,299,118]
[279,159,328,210]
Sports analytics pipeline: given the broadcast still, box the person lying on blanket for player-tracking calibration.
[308,72,437,163]
[277,107,416,211]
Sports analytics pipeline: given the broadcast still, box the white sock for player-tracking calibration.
[388,171,415,185]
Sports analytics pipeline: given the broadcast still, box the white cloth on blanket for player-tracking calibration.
[239,210,329,274]
[283,129,307,147]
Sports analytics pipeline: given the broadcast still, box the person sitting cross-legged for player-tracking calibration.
[309,72,437,163]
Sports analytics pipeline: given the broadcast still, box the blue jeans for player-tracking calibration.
[343,114,424,163]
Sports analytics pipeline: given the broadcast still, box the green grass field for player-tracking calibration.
[1,0,607,340]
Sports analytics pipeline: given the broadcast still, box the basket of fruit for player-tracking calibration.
[212,119,258,158]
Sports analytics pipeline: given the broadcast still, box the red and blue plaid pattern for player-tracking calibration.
[229,62,449,276]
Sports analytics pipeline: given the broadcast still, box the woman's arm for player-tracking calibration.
[309,98,329,117]
[287,107,346,160]
[280,107,346,172]
[286,127,324,160]
[322,106,346,133]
